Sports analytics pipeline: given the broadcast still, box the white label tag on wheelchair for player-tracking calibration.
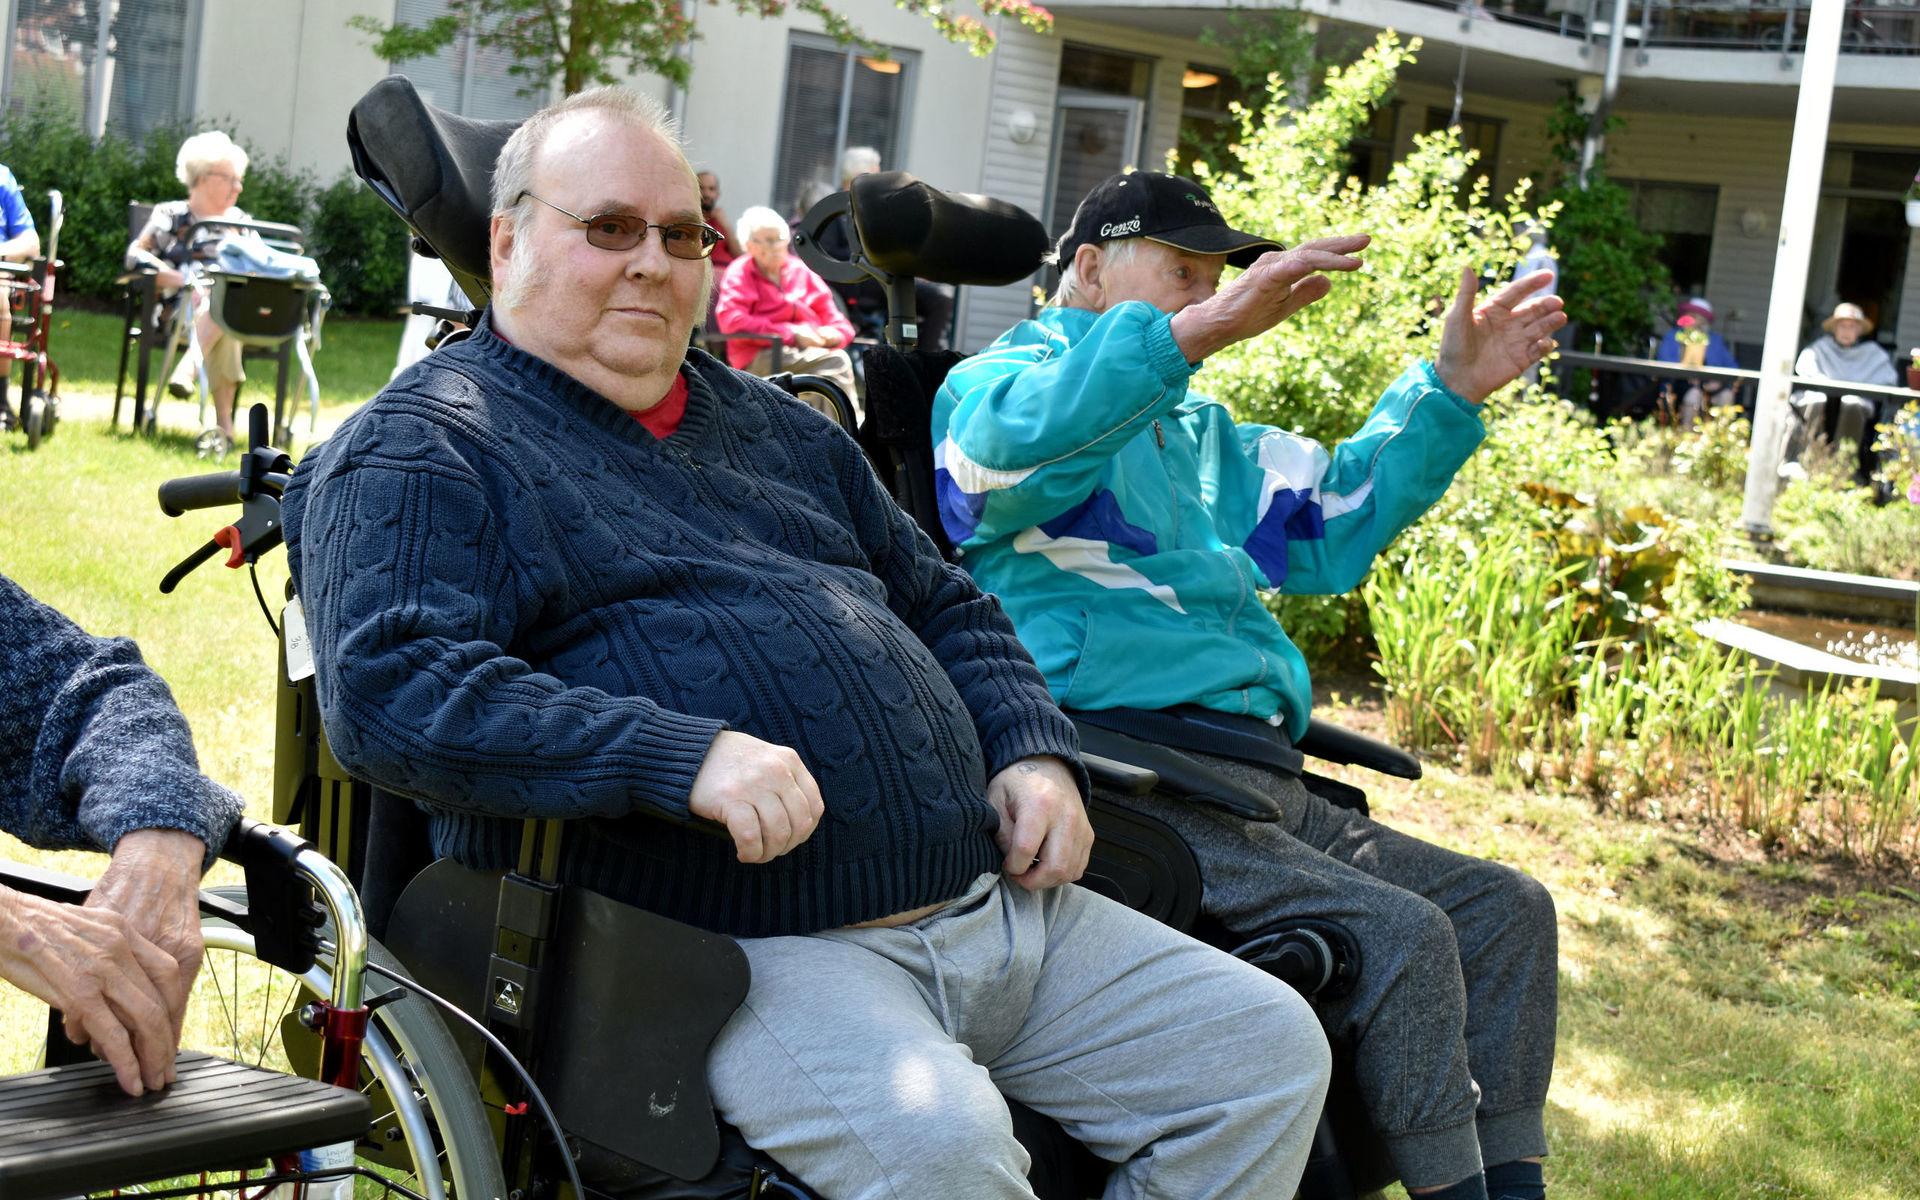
[283,595,316,682]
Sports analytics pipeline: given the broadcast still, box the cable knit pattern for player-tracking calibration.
[283,313,1085,937]
[0,575,242,865]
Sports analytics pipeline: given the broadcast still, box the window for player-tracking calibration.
[1424,107,1503,197]
[389,0,544,122]
[771,35,918,220]
[1345,104,1400,188]
[1619,180,1719,296]
[1059,44,1153,99]
[1173,63,1246,178]
[4,0,196,142]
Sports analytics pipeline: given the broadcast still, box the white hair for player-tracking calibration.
[1048,238,1138,308]
[175,130,249,189]
[840,145,882,184]
[735,206,789,247]
[490,86,701,311]
[491,86,686,226]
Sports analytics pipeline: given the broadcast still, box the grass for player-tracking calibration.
[33,306,404,453]
[3,361,1918,1195]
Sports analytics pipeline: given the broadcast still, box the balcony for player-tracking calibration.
[1403,1,1920,55]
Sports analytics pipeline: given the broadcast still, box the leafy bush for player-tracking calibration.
[1538,99,1669,353]
[0,111,404,315]
[305,175,411,316]
[1194,32,1550,447]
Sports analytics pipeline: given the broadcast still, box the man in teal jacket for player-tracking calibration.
[935,171,1566,1200]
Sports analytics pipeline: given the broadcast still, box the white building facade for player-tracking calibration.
[7,0,1914,355]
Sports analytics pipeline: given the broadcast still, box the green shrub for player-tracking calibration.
[305,175,411,316]
[0,111,403,315]
[1194,32,1552,447]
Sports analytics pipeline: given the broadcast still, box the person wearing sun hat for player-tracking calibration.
[1655,296,1741,424]
[1796,301,1900,485]
[935,169,1567,1200]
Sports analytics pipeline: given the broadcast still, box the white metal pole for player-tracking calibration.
[1740,0,1847,536]
[1578,0,1630,186]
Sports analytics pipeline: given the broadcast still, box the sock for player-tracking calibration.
[1413,1175,1489,1200]
[1485,1159,1545,1200]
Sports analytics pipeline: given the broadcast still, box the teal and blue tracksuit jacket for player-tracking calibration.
[931,301,1486,738]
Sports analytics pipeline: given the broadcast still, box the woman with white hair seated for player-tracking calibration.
[124,129,259,454]
[713,205,858,414]
[1796,302,1900,484]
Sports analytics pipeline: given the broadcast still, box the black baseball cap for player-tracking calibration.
[1055,171,1282,270]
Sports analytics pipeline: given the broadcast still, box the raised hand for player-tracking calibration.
[1434,268,1568,404]
[688,730,825,864]
[1170,234,1371,363]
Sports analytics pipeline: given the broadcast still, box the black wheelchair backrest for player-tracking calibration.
[348,74,516,306]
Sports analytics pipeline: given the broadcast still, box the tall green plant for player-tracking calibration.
[1192,32,1549,447]
[1540,95,1669,353]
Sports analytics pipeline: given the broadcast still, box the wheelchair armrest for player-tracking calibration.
[1082,752,1157,796]
[1071,721,1283,822]
[0,860,94,905]
[1295,718,1422,780]
[0,261,31,278]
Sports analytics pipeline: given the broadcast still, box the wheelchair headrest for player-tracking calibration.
[848,172,1049,287]
[347,75,517,305]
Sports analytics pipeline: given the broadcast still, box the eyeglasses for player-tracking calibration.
[518,191,721,260]
[204,171,243,186]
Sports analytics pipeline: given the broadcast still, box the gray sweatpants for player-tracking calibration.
[706,873,1332,1199]
[1100,755,1558,1190]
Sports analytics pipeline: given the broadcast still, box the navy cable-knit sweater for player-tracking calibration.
[0,574,242,866]
[283,314,1085,937]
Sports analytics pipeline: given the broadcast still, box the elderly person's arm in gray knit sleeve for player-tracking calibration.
[0,574,244,1097]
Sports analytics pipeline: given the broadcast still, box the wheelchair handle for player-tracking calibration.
[158,470,244,517]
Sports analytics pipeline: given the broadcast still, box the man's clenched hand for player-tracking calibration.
[688,731,825,864]
[986,756,1092,891]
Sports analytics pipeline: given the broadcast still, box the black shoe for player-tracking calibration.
[167,378,192,399]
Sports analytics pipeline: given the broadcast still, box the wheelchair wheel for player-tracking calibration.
[187,884,507,1199]
[22,389,47,451]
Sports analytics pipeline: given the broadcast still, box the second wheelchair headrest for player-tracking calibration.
[850,172,1050,287]
[347,75,515,303]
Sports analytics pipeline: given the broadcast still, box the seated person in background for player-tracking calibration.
[286,87,1333,1199]
[714,205,858,411]
[1796,301,1899,486]
[124,130,258,452]
[0,573,244,1097]
[936,170,1566,1200]
[1654,296,1740,425]
[815,145,956,352]
[0,160,40,429]
[695,168,743,270]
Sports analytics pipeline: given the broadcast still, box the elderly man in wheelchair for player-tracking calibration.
[284,84,1333,1200]
[932,172,1566,1200]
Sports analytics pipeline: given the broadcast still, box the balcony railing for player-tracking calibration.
[1403,1,1920,56]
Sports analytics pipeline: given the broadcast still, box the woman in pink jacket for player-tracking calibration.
[714,206,857,412]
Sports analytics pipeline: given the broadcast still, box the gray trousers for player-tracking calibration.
[1100,756,1558,1190]
[707,873,1331,1199]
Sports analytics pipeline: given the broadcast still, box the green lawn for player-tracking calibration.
[2,402,1917,1197]
[35,306,404,451]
